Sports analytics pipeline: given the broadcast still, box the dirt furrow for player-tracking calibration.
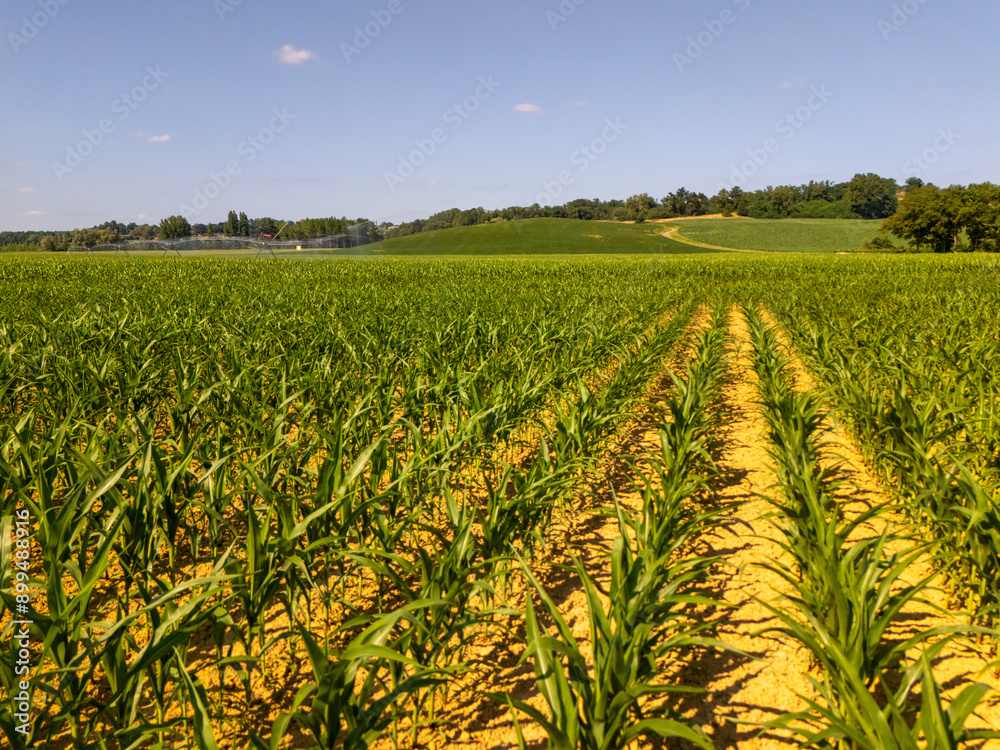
[375,307,715,750]
[761,309,1000,745]
[668,309,813,748]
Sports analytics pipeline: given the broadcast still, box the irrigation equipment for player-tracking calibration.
[67,227,369,258]
[255,222,288,260]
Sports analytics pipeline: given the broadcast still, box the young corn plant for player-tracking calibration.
[768,641,1000,749]
[0,255,761,746]
[1,418,140,748]
[223,469,345,700]
[505,547,720,750]
[775,303,1000,655]
[746,306,998,748]
[500,311,732,750]
[256,606,445,750]
[339,489,499,743]
[94,562,231,750]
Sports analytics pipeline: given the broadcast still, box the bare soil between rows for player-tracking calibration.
[12,304,1000,749]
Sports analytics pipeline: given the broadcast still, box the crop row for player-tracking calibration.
[0,258,699,748]
[744,307,998,748]
[504,311,731,750]
[764,272,1000,649]
[3,255,1000,749]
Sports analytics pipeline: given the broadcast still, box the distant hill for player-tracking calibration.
[373,218,713,255]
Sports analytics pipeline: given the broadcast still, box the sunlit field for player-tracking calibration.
[3,254,999,749]
[666,217,895,253]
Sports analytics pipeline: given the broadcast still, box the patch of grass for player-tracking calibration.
[668,218,898,253]
[0,243,41,253]
[373,218,712,255]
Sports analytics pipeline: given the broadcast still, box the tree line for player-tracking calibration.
[159,213,382,242]
[1,213,381,250]
[3,175,996,253]
[384,174,999,254]
[385,173,902,239]
[876,182,1000,253]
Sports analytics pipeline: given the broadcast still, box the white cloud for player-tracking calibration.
[277,44,317,64]
[18,186,35,193]
[24,210,44,216]
[777,81,802,92]
[513,103,543,115]
[135,132,171,143]
[573,100,587,108]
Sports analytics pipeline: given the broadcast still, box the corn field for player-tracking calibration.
[1,255,999,749]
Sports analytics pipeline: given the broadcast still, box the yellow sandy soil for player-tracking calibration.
[760,309,1000,746]
[14,306,1000,749]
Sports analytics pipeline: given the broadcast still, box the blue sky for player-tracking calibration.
[1,0,997,231]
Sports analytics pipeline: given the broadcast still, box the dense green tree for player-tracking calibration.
[662,188,708,217]
[457,207,487,226]
[625,193,656,223]
[257,217,279,237]
[71,228,117,247]
[710,187,747,216]
[802,180,832,202]
[96,220,126,238]
[744,189,781,219]
[790,199,858,219]
[225,211,239,236]
[844,173,899,220]
[285,217,349,239]
[663,188,688,217]
[565,198,596,221]
[771,187,797,217]
[958,183,1000,252]
[881,185,958,252]
[158,215,193,240]
[238,212,250,237]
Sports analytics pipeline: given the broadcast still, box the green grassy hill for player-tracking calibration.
[373,218,711,255]
[667,217,894,253]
